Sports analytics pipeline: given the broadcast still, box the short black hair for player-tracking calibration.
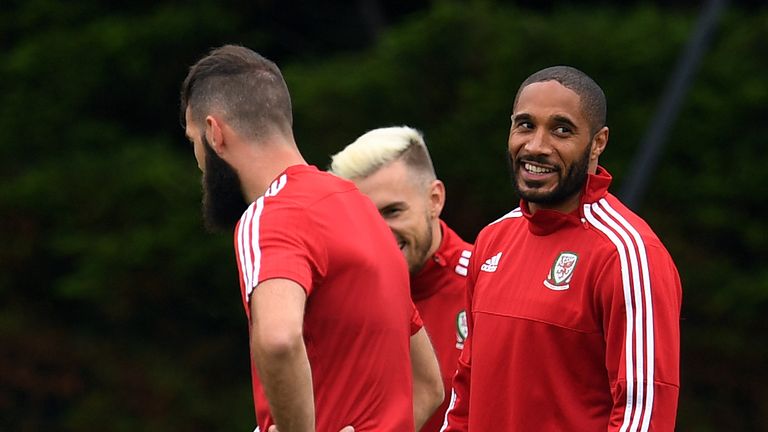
[180,44,292,140]
[513,66,606,135]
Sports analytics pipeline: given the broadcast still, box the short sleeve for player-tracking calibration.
[410,301,424,335]
[234,196,324,307]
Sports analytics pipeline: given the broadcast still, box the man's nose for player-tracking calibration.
[524,129,551,155]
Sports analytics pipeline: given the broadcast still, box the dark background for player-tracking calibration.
[1,1,766,430]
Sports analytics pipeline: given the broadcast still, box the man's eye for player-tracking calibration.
[519,121,533,129]
[381,208,402,218]
[554,126,572,135]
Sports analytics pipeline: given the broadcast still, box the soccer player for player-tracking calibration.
[180,44,443,432]
[441,66,682,431]
[329,126,473,432]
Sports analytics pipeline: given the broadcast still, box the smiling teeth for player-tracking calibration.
[525,163,553,174]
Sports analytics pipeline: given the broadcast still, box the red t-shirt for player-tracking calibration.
[443,167,681,431]
[234,165,421,432]
[411,220,472,432]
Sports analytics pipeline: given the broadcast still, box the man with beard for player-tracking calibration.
[329,126,473,432]
[180,44,443,432]
[441,66,682,431]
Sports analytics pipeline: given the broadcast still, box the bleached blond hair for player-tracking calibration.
[329,126,436,184]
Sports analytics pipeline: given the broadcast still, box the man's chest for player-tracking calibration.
[471,228,604,333]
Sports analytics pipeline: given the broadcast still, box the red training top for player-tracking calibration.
[443,167,682,432]
[411,219,472,432]
[234,165,421,432]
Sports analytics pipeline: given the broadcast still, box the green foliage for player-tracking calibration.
[288,3,699,237]
[1,1,766,431]
[1,2,255,430]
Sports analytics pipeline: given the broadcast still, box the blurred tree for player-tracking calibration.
[0,2,258,430]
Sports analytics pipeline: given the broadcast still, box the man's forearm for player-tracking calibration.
[253,337,315,432]
[249,278,314,431]
[410,328,444,430]
[413,385,442,430]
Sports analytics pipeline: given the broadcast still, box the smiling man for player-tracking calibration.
[442,66,682,431]
[330,126,472,432]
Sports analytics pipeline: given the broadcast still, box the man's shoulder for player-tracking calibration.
[585,194,663,246]
[582,195,675,268]
[488,207,525,227]
[476,207,525,240]
[264,165,358,209]
[236,168,324,230]
[458,208,525,267]
[282,164,349,192]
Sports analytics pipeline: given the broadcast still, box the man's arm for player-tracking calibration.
[250,278,314,432]
[441,266,476,432]
[598,248,681,431]
[411,327,444,430]
[440,323,471,431]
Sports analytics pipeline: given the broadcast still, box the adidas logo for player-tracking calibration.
[480,252,502,272]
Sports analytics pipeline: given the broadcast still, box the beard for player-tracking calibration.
[508,142,591,207]
[201,137,248,232]
[402,213,434,275]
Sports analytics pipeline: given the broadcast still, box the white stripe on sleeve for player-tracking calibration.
[584,203,637,431]
[584,199,655,432]
[246,196,265,302]
[600,199,655,432]
[238,204,255,296]
[237,197,266,303]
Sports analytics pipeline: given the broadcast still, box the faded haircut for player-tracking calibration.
[514,65,607,135]
[180,44,293,141]
[329,126,437,186]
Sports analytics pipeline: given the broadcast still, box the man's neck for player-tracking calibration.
[527,192,582,215]
[237,141,307,202]
[426,219,444,260]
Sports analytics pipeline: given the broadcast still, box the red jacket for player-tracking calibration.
[412,220,472,432]
[443,167,681,431]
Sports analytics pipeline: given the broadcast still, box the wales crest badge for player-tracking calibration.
[543,251,579,291]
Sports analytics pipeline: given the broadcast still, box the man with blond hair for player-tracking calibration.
[330,126,472,432]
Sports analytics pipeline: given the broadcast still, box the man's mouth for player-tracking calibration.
[523,162,555,174]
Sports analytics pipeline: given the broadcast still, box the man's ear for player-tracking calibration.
[591,126,609,162]
[428,179,446,219]
[205,115,226,155]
